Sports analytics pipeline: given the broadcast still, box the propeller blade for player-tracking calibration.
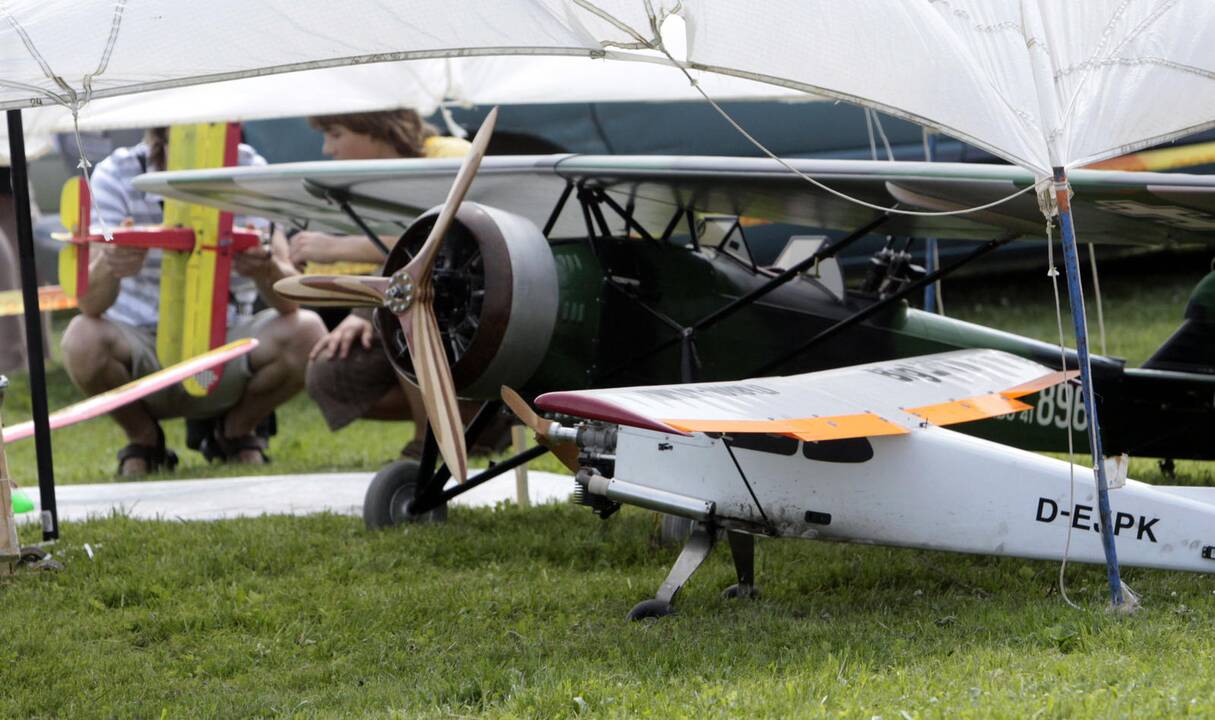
[402,307,468,483]
[273,275,389,307]
[501,385,547,433]
[404,106,499,284]
[500,386,581,472]
[386,107,500,485]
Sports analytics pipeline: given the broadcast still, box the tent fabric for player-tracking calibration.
[20,57,811,134]
[679,1,1215,174]
[3,1,1215,174]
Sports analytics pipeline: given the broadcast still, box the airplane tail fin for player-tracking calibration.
[1142,271,1215,375]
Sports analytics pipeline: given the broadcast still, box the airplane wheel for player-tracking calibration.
[363,460,448,530]
[722,583,760,600]
[626,598,675,621]
[659,515,692,546]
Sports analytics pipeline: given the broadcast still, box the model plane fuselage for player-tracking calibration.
[604,424,1215,574]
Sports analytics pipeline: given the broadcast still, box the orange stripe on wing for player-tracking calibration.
[665,413,909,442]
[1000,370,1079,399]
[906,393,1033,426]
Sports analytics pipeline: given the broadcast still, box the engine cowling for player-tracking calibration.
[374,202,559,399]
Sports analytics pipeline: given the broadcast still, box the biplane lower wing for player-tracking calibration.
[535,349,1076,442]
[135,155,1215,245]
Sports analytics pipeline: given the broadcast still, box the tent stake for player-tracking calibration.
[5,109,58,541]
[1053,166,1122,607]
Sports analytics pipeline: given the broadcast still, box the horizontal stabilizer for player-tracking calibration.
[537,350,1077,442]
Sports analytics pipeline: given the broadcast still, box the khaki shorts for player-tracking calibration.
[114,309,276,420]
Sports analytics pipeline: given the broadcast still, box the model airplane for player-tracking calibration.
[513,349,1215,618]
[2,338,257,517]
[57,123,261,397]
[133,144,1215,528]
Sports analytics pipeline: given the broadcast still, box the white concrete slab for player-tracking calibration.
[16,468,574,523]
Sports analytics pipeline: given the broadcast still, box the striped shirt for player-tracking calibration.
[90,142,267,330]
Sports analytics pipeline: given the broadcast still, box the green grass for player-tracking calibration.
[3,508,1214,718]
[2,255,1215,717]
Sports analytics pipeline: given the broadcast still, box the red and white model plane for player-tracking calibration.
[521,349,1215,619]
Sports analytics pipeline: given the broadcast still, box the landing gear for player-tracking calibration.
[362,460,448,530]
[1159,457,1176,479]
[721,530,757,600]
[627,523,759,620]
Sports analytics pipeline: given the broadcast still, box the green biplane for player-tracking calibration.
[137,141,1215,527]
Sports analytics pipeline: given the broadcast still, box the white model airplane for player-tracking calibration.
[511,349,1215,619]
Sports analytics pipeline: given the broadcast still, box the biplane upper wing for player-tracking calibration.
[535,349,1077,442]
[135,155,1215,245]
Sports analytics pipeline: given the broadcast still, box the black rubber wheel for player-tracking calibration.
[659,515,693,547]
[626,598,676,621]
[722,583,760,600]
[363,460,448,530]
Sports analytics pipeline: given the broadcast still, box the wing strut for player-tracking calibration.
[303,181,394,257]
[597,211,892,383]
[756,231,1017,376]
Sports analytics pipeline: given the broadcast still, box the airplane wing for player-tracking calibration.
[1,339,257,444]
[134,155,1215,245]
[535,349,1077,442]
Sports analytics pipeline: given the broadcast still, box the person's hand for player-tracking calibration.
[234,243,275,281]
[309,313,374,361]
[97,219,148,278]
[289,231,342,267]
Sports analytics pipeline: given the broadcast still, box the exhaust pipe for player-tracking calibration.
[577,469,714,521]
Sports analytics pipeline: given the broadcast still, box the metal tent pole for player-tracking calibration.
[1052,166,1121,606]
[5,109,58,541]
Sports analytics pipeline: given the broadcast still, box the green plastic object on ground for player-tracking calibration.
[11,489,33,514]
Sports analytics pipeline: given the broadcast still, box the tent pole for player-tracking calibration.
[5,109,58,541]
[1052,166,1121,607]
[922,131,939,313]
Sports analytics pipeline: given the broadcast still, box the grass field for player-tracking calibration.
[2,251,1214,718]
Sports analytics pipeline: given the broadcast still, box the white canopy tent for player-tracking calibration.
[3,0,1213,174]
[0,54,814,162]
[5,0,1212,596]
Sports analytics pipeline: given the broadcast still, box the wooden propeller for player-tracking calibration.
[272,107,500,483]
[500,386,580,472]
[272,274,389,307]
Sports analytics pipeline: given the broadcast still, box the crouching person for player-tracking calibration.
[60,128,325,476]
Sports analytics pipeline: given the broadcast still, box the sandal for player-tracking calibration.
[199,420,270,465]
[116,426,179,477]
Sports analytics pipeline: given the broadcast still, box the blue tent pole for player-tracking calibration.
[1052,166,1122,607]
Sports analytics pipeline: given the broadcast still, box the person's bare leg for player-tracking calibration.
[362,383,410,420]
[223,310,325,461]
[60,315,161,473]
